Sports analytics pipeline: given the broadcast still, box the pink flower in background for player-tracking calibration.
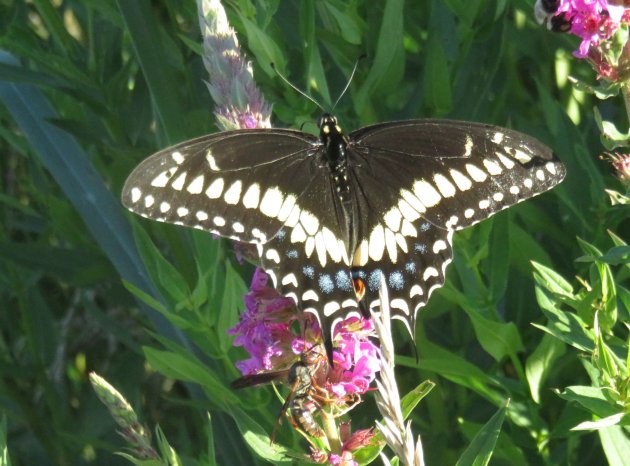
[555,0,627,58]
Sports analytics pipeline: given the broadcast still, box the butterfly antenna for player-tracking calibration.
[271,63,325,112]
[331,54,366,111]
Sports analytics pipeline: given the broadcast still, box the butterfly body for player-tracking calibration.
[122,114,565,357]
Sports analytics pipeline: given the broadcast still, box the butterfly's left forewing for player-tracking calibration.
[122,129,322,244]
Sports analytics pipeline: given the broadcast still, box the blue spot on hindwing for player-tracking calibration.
[388,271,404,290]
[367,269,383,292]
[318,274,334,294]
[303,265,315,279]
[405,262,416,273]
[335,270,353,291]
[420,222,431,232]
[276,228,286,240]
[414,243,427,253]
[287,249,298,259]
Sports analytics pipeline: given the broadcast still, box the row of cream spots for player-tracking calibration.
[357,157,511,264]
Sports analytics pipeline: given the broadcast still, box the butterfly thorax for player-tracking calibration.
[319,114,351,202]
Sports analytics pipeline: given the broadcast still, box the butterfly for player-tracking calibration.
[122,113,565,361]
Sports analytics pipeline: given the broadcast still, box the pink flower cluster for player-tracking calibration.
[228,268,299,374]
[555,0,627,58]
[229,268,381,399]
[328,317,381,398]
[230,270,382,462]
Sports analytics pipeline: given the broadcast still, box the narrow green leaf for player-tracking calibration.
[321,2,362,45]
[534,287,594,352]
[217,261,247,353]
[155,426,183,466]
[555,386,620,419]
[355,0,404,113]
[531,261,574,296]
[205,413,218,466]
[488,213,510,302]
[401,380,436,420]
[599,425,630,466]
[115,0,186,143]
[0,51,184,343]
[0,416,12,466]
[240,17,285,77]
[525,333,566,404]
[131,221,191,305]
[32,0,78,56]
[597,245,630,265]
[455,403,507,466]
[225,405,293,464]
[409,342,503,404]
[143,347,239,405]
[461,307,525,362]
[424,35,452,115]
[573,413,626,431]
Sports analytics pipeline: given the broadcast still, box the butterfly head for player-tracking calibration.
[318,113,343,139]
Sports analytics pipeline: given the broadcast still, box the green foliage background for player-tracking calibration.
[0,0,628,465]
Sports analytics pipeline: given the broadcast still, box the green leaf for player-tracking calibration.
[461,306,525,362]
[409,341,503,404]
[487,212,510,302]
[156,426,183,466]
[205,413,218,466]
[555,386,620,419]
[217,261,247,353]
[0,51,183,343]
[597,245,630,265]
[599,425,630,466]
[531,261,574,297]
[572,413,626,431]
[131,221,191,305]
[525,333,566,404]
[455,403,507,466]
[401,380,436,420]
[143,347,239,405]
[225,405,293,464]
[240,17,285,77]
[0,416,11,466]
[115,0,187,143]
[423,34,452,115]
[534,287,595,352]
[0,242,113,285]
[355,0,404,114]
[320,1,362,45]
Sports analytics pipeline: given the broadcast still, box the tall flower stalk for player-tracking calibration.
[372,279,425,466]
[197,0,271,130]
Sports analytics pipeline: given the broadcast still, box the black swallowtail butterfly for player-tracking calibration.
[122,113,565,359]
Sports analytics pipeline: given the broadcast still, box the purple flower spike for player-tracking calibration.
[198,0,272,130]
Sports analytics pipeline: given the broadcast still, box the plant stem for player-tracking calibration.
[321,410,341,453]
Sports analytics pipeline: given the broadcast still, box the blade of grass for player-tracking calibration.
[0,50,181,344]
[115,0,187,144]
